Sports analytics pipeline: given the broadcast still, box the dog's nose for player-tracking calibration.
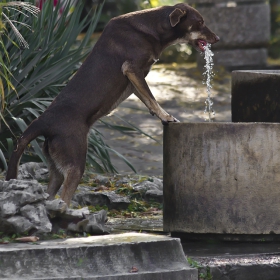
[215,35,220,43]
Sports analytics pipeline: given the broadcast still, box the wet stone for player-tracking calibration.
[51,209,109,235]
[17,162,49,181]
[5,215,35,234]
[59,207,90,220]
[95,175,110,185]
[150,177,163,190]
[145,189,163,203]
[20,203,52,234]
[73,190,130,210]
[45,199,68,218]
[115,177,130,186]
[133,180,163,202]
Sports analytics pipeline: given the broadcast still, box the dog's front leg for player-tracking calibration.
[122,61,180,125]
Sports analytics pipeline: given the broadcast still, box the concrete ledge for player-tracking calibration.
[0,233,197,280]
[163,122,280,235]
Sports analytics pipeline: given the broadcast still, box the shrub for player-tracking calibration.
[0,0,137,173]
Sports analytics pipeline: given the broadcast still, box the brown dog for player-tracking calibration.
[6,3,219,205]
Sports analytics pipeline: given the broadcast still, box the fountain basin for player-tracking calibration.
[163,122,280,237]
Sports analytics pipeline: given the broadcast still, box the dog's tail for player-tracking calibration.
[6,118,45,180]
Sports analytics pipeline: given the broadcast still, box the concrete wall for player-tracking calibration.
[189,0,270,68]
[232,70,280,122]
[163,122,280,234]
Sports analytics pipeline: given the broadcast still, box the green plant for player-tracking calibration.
[187,257,203,269]
[269,0,280,59]
[0,0,105,169]
[0,0,155,174]
[199,267,213,280]
[128,198,148,212]
[187,257,212,280]
[0,1,40,126]
[87,205,108,212]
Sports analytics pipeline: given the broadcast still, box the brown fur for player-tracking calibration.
[6,3,219,205]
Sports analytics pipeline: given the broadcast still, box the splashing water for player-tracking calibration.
[202,43,215,122]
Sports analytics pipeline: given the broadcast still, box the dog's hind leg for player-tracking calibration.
[60,165,85,206]
[43,139,64,200]
[46,134,88,206]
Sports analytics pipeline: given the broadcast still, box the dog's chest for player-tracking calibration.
[106,83,135,116]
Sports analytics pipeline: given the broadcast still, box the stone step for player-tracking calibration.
[182,239,280,280]
[0,233,197,280]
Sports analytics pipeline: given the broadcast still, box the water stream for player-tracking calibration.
[203,43,215,122]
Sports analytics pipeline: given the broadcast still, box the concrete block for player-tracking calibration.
[163,122,280,235]
[232,70,280,122]
[192,2,270,68]
[0,233,197,279]
[197,48,267,69]
[196,4,270,50]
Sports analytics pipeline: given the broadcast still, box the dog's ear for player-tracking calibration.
[169,8,186,27]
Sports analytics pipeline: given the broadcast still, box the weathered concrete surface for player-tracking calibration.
[197,48,268,69]
[232,70,280,122]
[197,256,280,280]
[0,233,197,280]
[184,241,280,280]
[163,122,280,234]
[196,4,270,50]
[190,0,270,68]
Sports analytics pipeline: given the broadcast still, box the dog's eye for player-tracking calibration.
[199,21,204,26]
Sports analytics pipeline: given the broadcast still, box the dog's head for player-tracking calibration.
[168,3,219,52]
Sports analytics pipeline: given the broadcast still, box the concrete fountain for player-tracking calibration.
[163,69,280,278]
[163,70,280,240]
[163,121,280,239]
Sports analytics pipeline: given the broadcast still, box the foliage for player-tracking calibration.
[78,173,163,218]
[0,231,27,244]
[187,257,212,280]
[0,0,102,169]
[0,1,40,128]
[140,0,178,8]
[269,0,280,58]
[87,0,139,30]
[0,0,148,174]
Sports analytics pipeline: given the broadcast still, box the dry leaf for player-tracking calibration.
[130,266,138,273]
[96,185,109,191]
[15,236,39,242]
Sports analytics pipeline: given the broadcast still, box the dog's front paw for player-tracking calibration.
[161,115,180,125]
